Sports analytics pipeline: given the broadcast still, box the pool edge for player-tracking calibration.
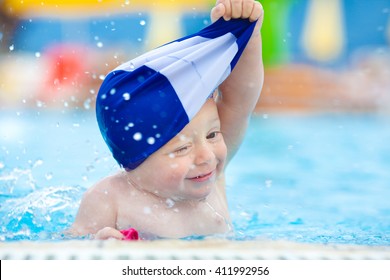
[1,239,389,260]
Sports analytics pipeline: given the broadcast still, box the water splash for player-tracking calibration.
[0,168,37,195]
[0,185,84,241]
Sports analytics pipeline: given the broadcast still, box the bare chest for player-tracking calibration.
[116,192,231,239]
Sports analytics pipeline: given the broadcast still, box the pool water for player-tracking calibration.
[1,110,389,245]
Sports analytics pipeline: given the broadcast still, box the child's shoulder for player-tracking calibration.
[85,172,128,200]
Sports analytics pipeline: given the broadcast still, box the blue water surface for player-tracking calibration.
[0,110,389,245]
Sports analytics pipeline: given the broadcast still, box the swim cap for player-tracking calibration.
[96,18,257,169]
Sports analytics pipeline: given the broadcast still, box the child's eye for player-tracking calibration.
[173,145,190,155]
[206,131,221,140]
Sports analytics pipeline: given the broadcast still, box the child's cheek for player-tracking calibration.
[166,159,189,181]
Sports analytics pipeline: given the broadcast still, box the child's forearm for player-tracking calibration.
[219,22,264,115]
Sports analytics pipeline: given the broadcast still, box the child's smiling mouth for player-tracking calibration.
[188,170,215,182]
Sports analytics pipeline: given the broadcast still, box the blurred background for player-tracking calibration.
[1,0,389,113]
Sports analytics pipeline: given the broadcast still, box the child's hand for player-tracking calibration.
[211,0,264,23]
[94,227,125,240]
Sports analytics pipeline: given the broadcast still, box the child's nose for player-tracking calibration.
[194,144,215,165]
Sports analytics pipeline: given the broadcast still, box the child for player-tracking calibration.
[69,0,264,240]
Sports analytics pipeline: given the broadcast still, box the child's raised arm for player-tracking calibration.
[212,0,264,162]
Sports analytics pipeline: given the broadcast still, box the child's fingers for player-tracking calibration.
[94,227,123,240]
[230,0,243,19]
[249,1,264,22]
[213,0,263,22]
[242,0,254,18]
[221,0,232,20]
[210,2,226,22]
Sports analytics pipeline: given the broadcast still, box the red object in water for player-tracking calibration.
[120,228,139,241]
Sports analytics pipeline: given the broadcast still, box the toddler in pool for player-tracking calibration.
[69,0,264,240]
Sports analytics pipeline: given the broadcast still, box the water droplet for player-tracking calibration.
[170,163,178,169]
[123,93,130,100]
[9,44,14,51]
[110,88,116,95]
[35,52,41,58]
[53,78,60,86]
[128,122,134,127]
[133,132,142,141]
[147,137,155,145]
[143,207,151,214]
[83,98,91,110]
[90,89,96,95]
[100,94,107,100]
[128,62,135,71]
[45,172,53,180]
[165,198,175,208]
[99,74,105,80]
[265,179,272,188]
[33,159,44,168]
[139,20,146,26]
[86,164,95,172]
[168,153,175,159]
[97,41,103,48]
[36,100,45,108]
[0,162,5,169]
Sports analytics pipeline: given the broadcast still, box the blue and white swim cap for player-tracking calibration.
[96,18,257,169]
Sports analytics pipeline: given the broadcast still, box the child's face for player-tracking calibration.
[128,98,227,201]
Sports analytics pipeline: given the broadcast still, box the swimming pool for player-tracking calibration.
[1,109,389,248]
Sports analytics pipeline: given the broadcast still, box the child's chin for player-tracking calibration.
[190,188,213,200]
